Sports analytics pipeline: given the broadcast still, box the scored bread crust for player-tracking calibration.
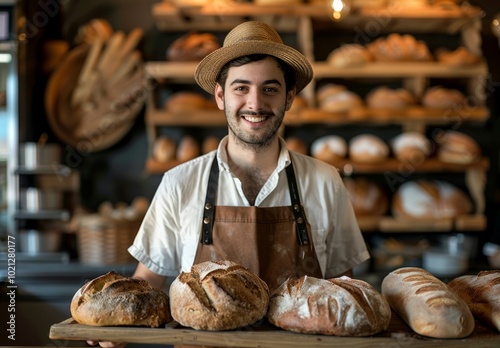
[70,271,172,327]
[381,267,475,338]
[448,270,500,331]
[268,275,391,336]
[169,260,270,330]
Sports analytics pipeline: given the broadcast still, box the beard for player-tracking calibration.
[225,103,286,151]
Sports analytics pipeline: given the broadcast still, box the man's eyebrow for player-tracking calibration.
[229,79,283,86]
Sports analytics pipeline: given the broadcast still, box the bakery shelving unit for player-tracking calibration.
[145,1,489,233]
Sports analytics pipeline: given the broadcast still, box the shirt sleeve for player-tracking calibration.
[128,172,181,277]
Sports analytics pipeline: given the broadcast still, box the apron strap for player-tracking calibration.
[285,159,310,246]
[201,155,309,246]
[201,155,219,245]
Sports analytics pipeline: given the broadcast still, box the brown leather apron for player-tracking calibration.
[194,156,323,291]
[176,157,322,348]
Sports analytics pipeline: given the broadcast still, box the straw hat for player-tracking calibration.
[195,21,313,94]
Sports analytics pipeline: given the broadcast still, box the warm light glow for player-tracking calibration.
[0,53,12,63]
[330,0,348,21]
[493,19,500,27]
[331,0,344,13]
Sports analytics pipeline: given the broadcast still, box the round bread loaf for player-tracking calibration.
[349,134,389,163]
[366,86,417,109]
[164,91,209,112]
[327,44,373,68]
[166,32,220,61]
[366,33,432,62]
[435,130,481,164]
[318,87,363,113]
[422,86,465,109]
[285,137,308,155]
[311,135,347,163]
[153,136,176,163]
[169,260,269,331]
[391,132,432,163]
[392,179,472,219]
[70,271,172,327]
[177,136,200,162]
[268,275,391,336]
[343,177,388,216]
[436,46,480,66]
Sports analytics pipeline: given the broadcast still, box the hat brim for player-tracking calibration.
[194,40,313,94]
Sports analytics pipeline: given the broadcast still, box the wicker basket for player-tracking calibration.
[76,212,142,265]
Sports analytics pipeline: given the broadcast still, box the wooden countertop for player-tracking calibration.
[50,312,500,348]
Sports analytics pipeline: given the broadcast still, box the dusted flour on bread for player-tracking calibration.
[268,275,391,336]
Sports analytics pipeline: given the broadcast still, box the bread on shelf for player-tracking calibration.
[343,177,388,216]
[391,132,432,163]
[311,135,347,162]
[366,86,417,109]
[435,130,481,164]
[421,86,466,109]
[349,134,389,163]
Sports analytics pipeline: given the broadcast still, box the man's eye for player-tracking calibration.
[264,87,278,93]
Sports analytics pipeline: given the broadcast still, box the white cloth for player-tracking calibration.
[129,136,370,279]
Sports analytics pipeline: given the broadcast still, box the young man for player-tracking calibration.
[89,20,369,348]
[128,20,369,292]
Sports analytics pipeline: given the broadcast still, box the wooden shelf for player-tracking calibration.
[145,156,489,176]
[145,61,488,81]
[152,2,484,33]
[329,157,489,175]
[146,108,226,127]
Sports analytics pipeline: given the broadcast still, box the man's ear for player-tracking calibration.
[214,83,224,110]
[285,88,297,111]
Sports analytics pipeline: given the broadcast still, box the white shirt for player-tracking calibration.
[129,136,370,279]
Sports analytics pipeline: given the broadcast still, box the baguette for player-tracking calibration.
[448,270,500,331]
[268,275,391,336]
[381,267,474,338]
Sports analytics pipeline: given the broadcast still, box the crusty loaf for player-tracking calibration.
[381,267,475,338]
[268,275,391,336]
[343,177,388,216]
[70,271,172,327]
[169,260,269,330]
[448,270,500,331]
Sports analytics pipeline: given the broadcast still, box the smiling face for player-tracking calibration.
[214,56,296,151]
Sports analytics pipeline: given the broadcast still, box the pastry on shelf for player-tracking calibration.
[285,137,309,155]
[202,136,220,154]
[177,136,200,162]
[327,44,373,68]
[166,31,220,62]
[391,132,432,163]
[435,46,481,67]
[366,86,417,109]
[288,94,309,113]
[435,130,481,164]
[366,33,433,62]
[392,179,473,219]
[164,91,214,112]
[317,84,363,113]
[343,177,389,216]
[311,135,347,163]
[421,86,466,109]
[349,134,389,163]
[153,135,176,163]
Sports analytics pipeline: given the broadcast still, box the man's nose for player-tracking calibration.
[246,90,263,110]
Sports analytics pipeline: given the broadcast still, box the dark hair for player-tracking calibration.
[216,54,297,92]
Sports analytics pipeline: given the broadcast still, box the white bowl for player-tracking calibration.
[422,248,468,277]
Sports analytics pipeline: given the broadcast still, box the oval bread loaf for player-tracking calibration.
[70,271,172,327]
[381,267,475,338]
[268,275,391,336]
[448,270,500,331]
[169,260,269,330]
